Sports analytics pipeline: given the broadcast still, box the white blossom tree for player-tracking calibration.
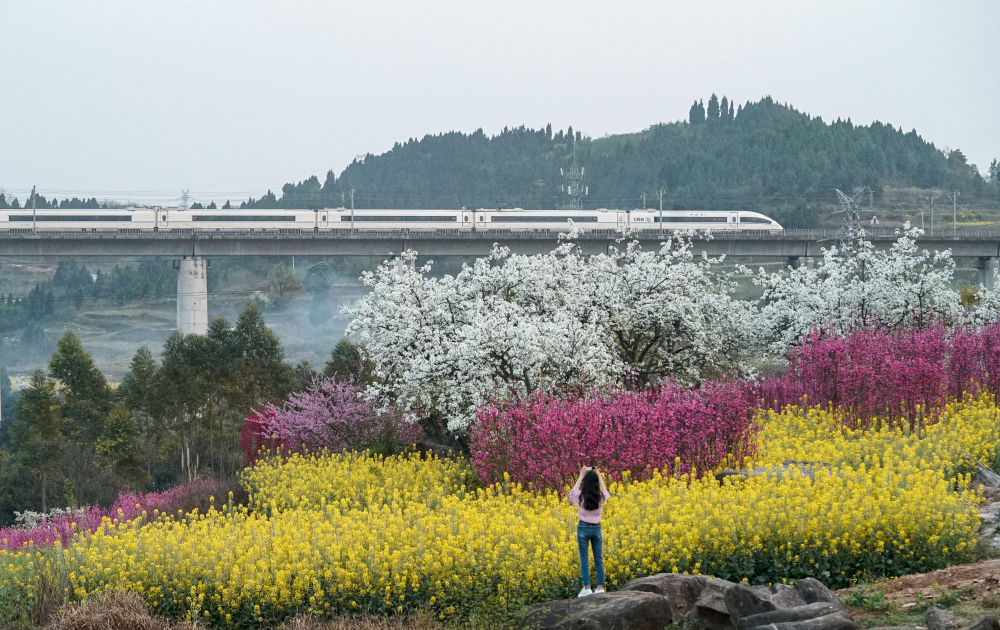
[753,225,962,353]
[969,268,1000,324]
[346,234,758,430]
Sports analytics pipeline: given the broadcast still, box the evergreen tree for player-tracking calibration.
[990,158,999,183]
[11,370,62,512]
[119,345,158,416]
[96,405,149,491]
[707,93,720,120]
[229,302,295,409]
[48,331,112,443]
[720,96,730,121]
[118,344,161,476]
[324,338,373,384]
[0,366,14,447]
[689,100,705,124]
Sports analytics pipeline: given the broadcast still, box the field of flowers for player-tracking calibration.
[1,394,994,628]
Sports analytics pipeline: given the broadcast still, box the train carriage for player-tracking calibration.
[0,209,156,230]
[0,207,782,233]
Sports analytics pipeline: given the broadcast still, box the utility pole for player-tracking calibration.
[30,185,36,231]
[349,186,355,232]
[949,191,960,236]
[929,194,937,235]
[658,188,665,236]
[641,192,646,209]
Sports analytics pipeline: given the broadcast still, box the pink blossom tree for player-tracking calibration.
[241,376,422,461]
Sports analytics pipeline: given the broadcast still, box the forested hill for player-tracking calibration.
[242,96,994,227]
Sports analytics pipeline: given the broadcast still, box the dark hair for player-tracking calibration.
[581,470,601,511]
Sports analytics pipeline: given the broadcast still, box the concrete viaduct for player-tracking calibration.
[2,227,999,334]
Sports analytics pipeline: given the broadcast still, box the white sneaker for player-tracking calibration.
[594,586,606,594]
[577,586,593,597]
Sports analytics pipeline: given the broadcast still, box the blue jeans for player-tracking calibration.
[577,521,604,586]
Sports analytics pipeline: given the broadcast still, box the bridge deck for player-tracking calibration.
[1,228,999,258]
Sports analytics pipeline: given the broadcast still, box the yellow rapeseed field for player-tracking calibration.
[0,398,994,628]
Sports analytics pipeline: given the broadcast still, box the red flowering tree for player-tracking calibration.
[470,381,758,489]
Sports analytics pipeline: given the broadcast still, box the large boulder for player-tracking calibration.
[745,612,858,630]
[793,578,847,614]
[968,618,1000,630]
[736,602,844,630]
[725,582,808,619]
[973,464,1000,502]
[620,573,708,622]
[926,606,967,630]
[520,590,674,630]
[685,578,739,630]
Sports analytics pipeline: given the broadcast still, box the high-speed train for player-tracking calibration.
[0,207,783,232]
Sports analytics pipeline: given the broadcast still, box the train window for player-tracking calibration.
[161,215,167,221]
[478,216,484,221]
[490,215,599,222]
[321,215,327,221]
[739,216,773,224]
[340,215,458,222]
[464,215,469,221]
[192,215,296,221]
[655,216,728,223]
[8,214,132,221]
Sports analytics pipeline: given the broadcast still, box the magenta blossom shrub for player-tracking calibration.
[243,376,422,461]
[948,322,1000,400]
[470,381,758,489]
[759,327,949,428]
[758,323,1000,429]
[0,478,224,551]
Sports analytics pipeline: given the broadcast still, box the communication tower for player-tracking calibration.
[560,139,588,210]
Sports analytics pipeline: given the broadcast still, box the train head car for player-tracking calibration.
[735,210,783,231]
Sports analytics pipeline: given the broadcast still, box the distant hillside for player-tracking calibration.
[240,96,995,228]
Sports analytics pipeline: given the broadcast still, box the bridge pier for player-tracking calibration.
[787,256,816,270]
[394,256,416,275]
[979,257,999,291]
[176,256,208,335]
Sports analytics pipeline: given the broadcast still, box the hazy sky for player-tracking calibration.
[0,1,996,206]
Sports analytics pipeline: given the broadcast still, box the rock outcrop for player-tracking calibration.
[925,607,1000,630]
[619,572,708,622]
[520,590,673,630]
[521,573,856,630]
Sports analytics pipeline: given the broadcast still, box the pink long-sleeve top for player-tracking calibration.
[569,487,611,524]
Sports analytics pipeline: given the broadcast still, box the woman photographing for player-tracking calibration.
[569,466,610,596]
